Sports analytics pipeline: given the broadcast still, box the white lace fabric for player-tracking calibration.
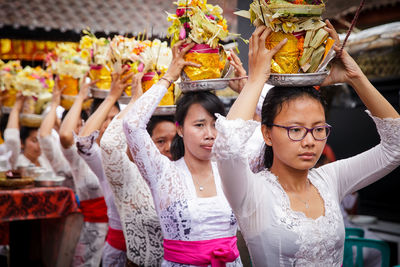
[123,83,242,267]
[38,131,75,191]
[75,132,122,231]
[213,112,400,266]
[61,143,104,201]
[60,142,108,266]
[100,117,163,265]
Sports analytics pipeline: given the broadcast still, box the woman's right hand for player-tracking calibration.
[130,72,145,102]
[108,65,133,100]
[163,40,201,82]
[248,26,287,85]
[52,76,63,107]
[78,72,96,100]
[13,92,25,112]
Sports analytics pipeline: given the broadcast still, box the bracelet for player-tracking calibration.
[159,77,174,88]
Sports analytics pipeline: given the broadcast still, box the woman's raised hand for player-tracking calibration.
[130,72,145,102]
[163,40,201,82]
[52,76,64,107]
[248,26,287,84]
[78,72,97,99]
[321,20,364,86]
[228,49,247,93]
[108,65,133,99]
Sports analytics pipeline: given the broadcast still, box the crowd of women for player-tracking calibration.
[1,20,399,267]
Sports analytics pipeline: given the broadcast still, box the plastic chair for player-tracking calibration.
[345,227,365,238]
[343,237,390,267]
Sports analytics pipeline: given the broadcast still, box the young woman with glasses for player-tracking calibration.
[212,23,400,266]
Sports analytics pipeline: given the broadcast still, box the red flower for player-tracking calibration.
[176,8,185,17]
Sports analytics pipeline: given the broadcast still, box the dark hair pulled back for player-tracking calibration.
[146,115,175,136]
[20,126,38,145]
[261,86,328,169]
[171,91,226,161]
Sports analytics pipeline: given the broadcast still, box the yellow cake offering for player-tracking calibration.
[167,0,239,81]
[139,39,174,106]
[49,43,90,109]
[0,60,22,107]
[236,0,334,74]
[79,30,111,90]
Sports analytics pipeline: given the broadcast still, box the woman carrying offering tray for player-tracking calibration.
[211,20,400,266]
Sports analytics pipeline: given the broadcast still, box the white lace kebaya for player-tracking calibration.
[122,83,242,267]
[75,132,126,266]
[60,143,107,267]
[100,116,163,265]
[212,112,400,267]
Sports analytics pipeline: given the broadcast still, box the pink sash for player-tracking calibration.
[163,236,239,267]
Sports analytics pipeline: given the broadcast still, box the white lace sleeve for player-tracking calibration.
[75,131,107,186]
[213,115,261,216]
[101,116,164,265]
[76,131,122,230]
[61,144,104,201]
[100,118,127,196]
[38,132,75,190]
[317,110,400,201]
[122,83,171,188]
[4,128,21,169]
[247,124,266,173]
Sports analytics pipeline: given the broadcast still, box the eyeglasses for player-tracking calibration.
[269,123,332,141]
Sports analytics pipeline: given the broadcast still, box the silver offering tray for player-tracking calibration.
[267,70,329,87]
[20,113,43,127]
[179,78,232,92]
[1,106,11,114]
[90,87,131,104]
[153,105,176,116]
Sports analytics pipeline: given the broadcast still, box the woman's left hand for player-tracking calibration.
[321,20,364,86]
[228,49,247,94]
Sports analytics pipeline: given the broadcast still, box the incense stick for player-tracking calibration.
[337,0,365,58]
[258,0,266,25]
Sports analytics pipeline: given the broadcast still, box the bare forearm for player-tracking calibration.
[7,107,20,129]
[59,96,84,147]
[227,80,264,121]
[79,96,117,137]
[39,104,58,137]
[350,75,399,119]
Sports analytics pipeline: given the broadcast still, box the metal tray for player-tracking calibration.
[153,105,176,116]
[20,113,43,127]
[267,71,329,87]
[34,176,65,187]
[90,87,109,98]
[179,78,232,92]
[90,87,131,104]
[1,106,11,114]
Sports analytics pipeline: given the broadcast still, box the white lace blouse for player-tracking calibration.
[38,130,75,190]
[122,84,242,267]
[100,116,163,265]
[75,133,123,231]
[61,143,104,201]
[212,112,400,267]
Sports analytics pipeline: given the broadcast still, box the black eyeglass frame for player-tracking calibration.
[269,123,332,141]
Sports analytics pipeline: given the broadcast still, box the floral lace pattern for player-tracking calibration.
[265,171,343,266]
[75,132,122,231]
[213,112,400,266]
[123,84,241,266]
[72,221,108,267]
[101,117,163,265]
[61,144,103,201]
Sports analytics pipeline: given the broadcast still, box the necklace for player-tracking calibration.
[278,177,311,209]
[192,173,213,191]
